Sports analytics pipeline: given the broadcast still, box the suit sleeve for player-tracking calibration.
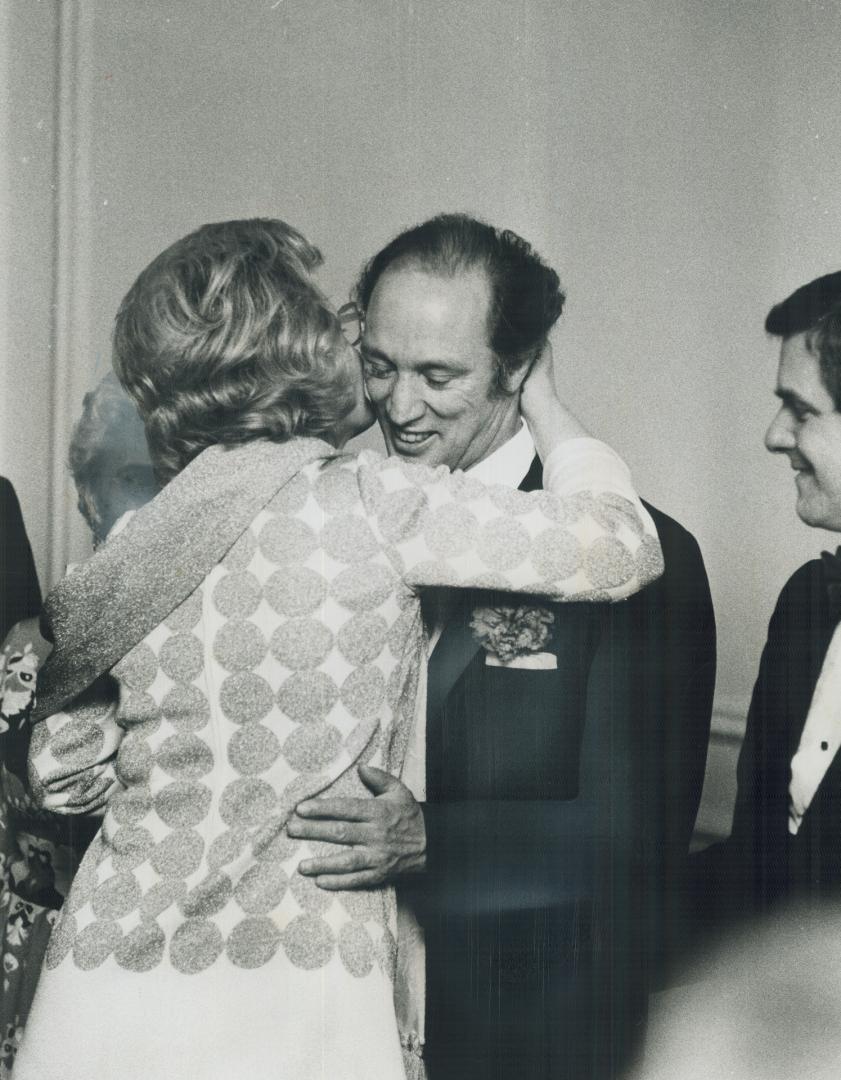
[689,564,818,917]
[417,520,716,930]
[0,478,41,641]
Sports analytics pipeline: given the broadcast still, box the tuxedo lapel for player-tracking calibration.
[426,594,483,723]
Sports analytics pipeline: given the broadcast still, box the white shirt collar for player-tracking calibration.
[466,421,536,489]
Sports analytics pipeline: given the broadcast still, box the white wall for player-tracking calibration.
[4,1,841,786]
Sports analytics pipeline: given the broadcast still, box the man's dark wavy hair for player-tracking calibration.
[766,271,841,410]
[354,213,565,392]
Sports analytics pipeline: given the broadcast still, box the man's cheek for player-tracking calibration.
[431,390,472,420]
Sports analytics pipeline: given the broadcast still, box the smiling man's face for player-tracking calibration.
[361,264,522,471]
[765,330,841,531]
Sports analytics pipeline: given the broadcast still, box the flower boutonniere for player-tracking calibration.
[469,604,555,665]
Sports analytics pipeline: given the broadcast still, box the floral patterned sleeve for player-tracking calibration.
[355,441,663,602]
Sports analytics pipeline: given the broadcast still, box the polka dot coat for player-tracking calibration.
[17,440,661,1080]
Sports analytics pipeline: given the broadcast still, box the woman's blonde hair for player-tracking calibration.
[113,218,357,482]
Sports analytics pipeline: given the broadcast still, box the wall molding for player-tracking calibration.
[710,697,748,744]
[48,0,95,585]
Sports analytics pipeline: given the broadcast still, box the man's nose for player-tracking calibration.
[765,407,796,454]
[386,373,425,425]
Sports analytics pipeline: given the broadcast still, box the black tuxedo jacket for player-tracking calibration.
[410,459,716,1080]
[693,557,841,927]
[0,477,41,641]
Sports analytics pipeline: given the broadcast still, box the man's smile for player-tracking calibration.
[388,424,436,452]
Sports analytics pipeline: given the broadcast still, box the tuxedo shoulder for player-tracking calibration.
[642,499,698,545]
[640,500,705,572]
[0,476,16,507]
[775,557,830,607]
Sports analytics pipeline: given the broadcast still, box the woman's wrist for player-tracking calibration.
[521,382,590,460]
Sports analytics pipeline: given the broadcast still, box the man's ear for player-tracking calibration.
[500,347,543,394]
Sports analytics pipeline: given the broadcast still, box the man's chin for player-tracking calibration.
[796,497,841,532]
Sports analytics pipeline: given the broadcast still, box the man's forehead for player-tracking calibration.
[365,264,493,360]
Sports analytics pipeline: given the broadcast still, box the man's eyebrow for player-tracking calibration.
[775,388,814,410]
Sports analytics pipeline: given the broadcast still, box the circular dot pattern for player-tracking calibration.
[110,825,155,872]
[45,913,76,969]
[270,472,310,516]
[117,736,154,785]
[115,922,166,973]
[341,666,386,719]
[155,734,213,780]
[234,861,289,915]
[161,684,211,732]
[150,828,204,879]
[289,870,332,915]
[227,724,281,776]
[212,571,262,619]
[312,466,359,511]
[338,921,374,977]
[330,562,397,611]
[270,618,334,671]
[531,528,582,581]
[477,517,531,571]
[119,691,160,732]
[373,487,426,543]
[258,517,317,565]
[265,568,328,618]
[425,503,478,558]
[73,920,122,970]
[115,642,157,690]
[223,527,258,572]
[219,778,277,830]
[164,591,203,632]
[282,913,334,970]
[321,516,378,563]
[213,621,267,672]
[219,673,274,724]
[282,722,343,773]
[155,780,212,828]
[227,916,282,969]
[337,614,388,666]
[277,671,339,724]
[207,828,246,870]
[170,918,224,974]
[159,633,203,682]
[110,784,153,826]
[51,718,105,767]
[585,536,635,589]
[636,535,663,582]
[141,879,187,920]
[91,873,141,920]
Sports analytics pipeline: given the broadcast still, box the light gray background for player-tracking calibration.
[3,0,841,835]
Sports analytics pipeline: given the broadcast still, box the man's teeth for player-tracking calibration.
[396,431,429,444]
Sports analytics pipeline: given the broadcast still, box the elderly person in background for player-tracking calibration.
[690,271,841,935]
[0,378,155,1074]
[68,371,158,548]
[13,217,661,1080]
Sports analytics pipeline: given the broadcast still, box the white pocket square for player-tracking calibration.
[484,651,557,670]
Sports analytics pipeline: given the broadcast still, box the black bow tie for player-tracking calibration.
[821,547,841,620]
